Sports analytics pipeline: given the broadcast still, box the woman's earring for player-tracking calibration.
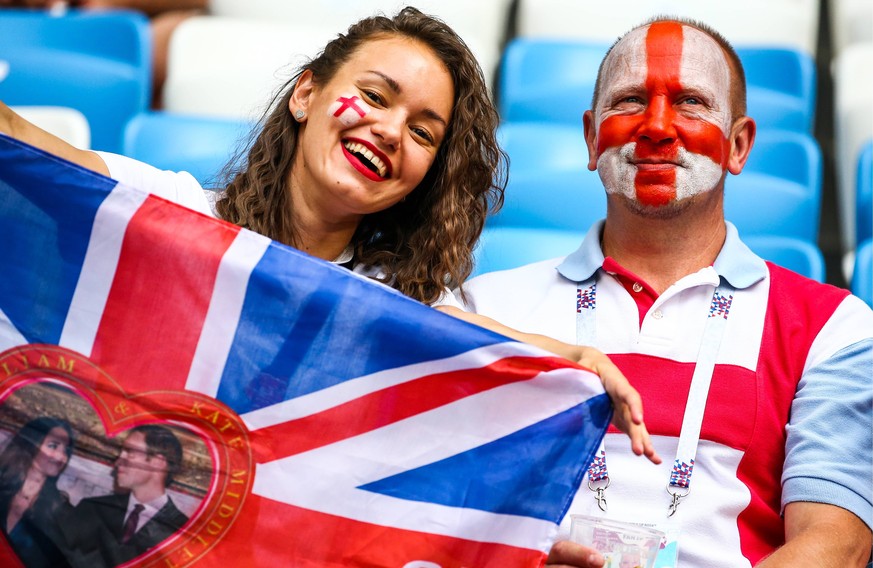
[294,109,306,121]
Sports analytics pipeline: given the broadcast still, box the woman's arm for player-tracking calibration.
[0,101,109,175]
[436,305,661,465]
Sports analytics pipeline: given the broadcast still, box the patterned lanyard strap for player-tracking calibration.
[576,276,735,517]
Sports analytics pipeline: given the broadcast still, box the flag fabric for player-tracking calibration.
[0,133,611,568]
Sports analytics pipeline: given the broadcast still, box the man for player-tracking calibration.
[62,425,189,568]
[458,17,872,567]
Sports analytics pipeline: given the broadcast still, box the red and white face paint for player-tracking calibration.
[593,22,733,208]
[327,93,372,126]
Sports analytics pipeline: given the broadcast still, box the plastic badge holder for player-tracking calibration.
[569,514,665,568]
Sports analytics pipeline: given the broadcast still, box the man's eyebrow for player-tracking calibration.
[366,70,448,127]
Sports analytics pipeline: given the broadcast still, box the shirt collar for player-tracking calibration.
[557,220,767,290]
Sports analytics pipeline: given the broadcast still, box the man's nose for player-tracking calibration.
[637,96,676,143]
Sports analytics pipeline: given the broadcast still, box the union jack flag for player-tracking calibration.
[0,134,611,567]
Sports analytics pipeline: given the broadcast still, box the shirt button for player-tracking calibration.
[652,310,663,320]
[632,282,643,293]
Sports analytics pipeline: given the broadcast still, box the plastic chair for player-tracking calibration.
[490,122,606,231]
[743,235,826,282]
[851,238,873,306]
[833,42,873,251]
[725,130,822,242]
[498,38,816,132]
[206,0,513,90]
[11,106,90,149]
[494,123,820,241]
[164,16,337,119]
[0,9,151,152]
[857,141,873,245]
[122,112,253,187]
[472,226,584,277]
[515,0,820,56]
[829,0,873,55]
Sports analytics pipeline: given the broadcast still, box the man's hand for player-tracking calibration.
[547,540,605,568]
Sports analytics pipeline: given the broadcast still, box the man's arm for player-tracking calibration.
[755,502,872,567]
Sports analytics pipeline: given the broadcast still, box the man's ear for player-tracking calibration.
[727,116,756,175]
[583,110,598,172]
[289,69,315,119]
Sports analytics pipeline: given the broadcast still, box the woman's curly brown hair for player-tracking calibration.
[215,7,506,305]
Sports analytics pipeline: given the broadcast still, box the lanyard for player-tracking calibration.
[576,274,735,517]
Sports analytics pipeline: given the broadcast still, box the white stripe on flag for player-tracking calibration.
[241,340,552,430]
[59,184,147,355]
[185,230,271,397]
[253,366,603,549]
[0,307,27,352]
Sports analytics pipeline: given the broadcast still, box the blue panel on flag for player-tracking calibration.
[359,393,611,520]
[218,243,508,414]
[0,134,114,344]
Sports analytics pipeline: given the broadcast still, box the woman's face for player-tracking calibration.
[290,35,454,222]
[32,426,70,478]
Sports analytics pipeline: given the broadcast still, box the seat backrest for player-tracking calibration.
[122,112,254,188]
[164,16,337,119]
[516,0,820,56]
[743,235,826,282]
[0,9,150,152]
[851,238,873,306]
[829,0,873,55]
[472,226,584,277]
[490,123,605,231]
[493,123,821,241]
[833,43,873,250]
[498,38,816,132]
[12,106,91,149]
[857,140,873,244]
[206,0,512,89]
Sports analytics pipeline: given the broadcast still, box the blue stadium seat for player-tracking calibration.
[0,9,151,153]
[490,123,605,231]
[122,112,253,188]
[498,38,816,132]
[856,140,872,244]
[852,238,872,306]
[493,123,821,242]
[472,227,584,277]
[743,235,826,282]
[726,130,822,242]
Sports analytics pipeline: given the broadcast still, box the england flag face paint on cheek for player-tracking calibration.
[328,93,372,126]
[594,22,733,208]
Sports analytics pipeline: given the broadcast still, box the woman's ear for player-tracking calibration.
[289,69,315,120]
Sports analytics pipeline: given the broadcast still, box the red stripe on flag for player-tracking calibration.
[251,355,582,462]
[193,495,547,568]
[91,197,240,392]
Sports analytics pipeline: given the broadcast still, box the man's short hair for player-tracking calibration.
[591,16,748,121]
[131,425,183,486]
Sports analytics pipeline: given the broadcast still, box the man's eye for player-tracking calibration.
[682,97,701,105]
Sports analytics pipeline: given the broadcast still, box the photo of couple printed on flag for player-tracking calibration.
[0,380,209,568]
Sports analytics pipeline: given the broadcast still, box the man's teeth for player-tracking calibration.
[344,141,387,178]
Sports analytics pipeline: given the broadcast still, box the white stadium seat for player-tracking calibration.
[516,0,821,56]
[829,0,873,54]
[12,106,91,149]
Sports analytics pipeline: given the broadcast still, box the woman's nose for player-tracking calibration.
[370,110,402,150]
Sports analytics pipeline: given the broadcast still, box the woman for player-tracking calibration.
[0,417,75,567]
[0,8,657,462]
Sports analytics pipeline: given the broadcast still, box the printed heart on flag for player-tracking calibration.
[0,345,254,568]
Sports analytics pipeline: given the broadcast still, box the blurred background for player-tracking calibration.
[0,0,869,303]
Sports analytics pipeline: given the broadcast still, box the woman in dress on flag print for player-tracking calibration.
[0,7,659,465]
[0,417,75,568]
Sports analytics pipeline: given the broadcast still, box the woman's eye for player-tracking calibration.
[411,126,434,144]
[363,90,383,106]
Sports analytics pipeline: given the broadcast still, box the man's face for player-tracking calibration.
[586,21,734,215]
[115,431,165,490]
